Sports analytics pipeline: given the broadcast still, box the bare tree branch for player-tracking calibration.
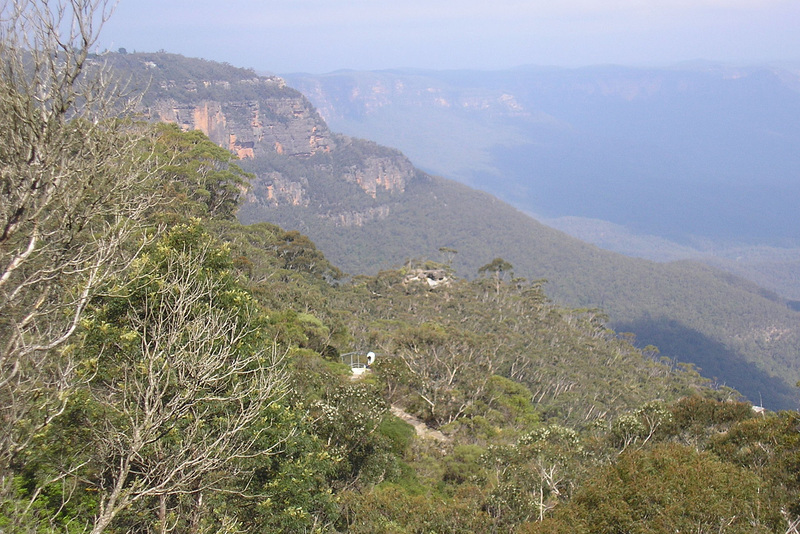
[0,0,162,521]
[87,242,290,534]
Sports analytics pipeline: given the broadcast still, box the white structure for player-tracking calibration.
[340,351,377,375]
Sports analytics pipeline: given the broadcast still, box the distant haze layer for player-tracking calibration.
[285,64,800,246]
[284,64,800,299]
[102,1,800,73]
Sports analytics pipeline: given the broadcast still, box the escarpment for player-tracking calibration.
[149,94,334,159]
[110,52,416,218]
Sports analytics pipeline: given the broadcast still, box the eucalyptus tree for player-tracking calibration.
[0,0,164,521]
[82,224,290,534]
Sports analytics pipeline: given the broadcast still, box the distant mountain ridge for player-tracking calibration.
[284,64,800,299]
[107,52,800,410]
[283,64,800,243]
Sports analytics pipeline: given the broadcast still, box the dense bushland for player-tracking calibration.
[3,3,800,532]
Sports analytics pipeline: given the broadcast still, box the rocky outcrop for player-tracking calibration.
[151,94,333,159]
[150,82,414,211]
[229,134,255,159]
[319,206,391,227]
[246,172,309,208]
[403,269,451,289]
[259,98,333,156]
[153,100,229,143]
[125,53,418,220]
[341,155,413,198]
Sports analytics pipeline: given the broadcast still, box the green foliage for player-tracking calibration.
[308,381,399,485]
[708,411,800,520]
[664,395,754,445]
[478,257,514,293]
[11,48,800,534]
[0,390,100,534]
[483,425,585,525]
[378,416,416,456]
[336,267,707,430]
[530,443,772,534]
[609,401,672,451]
[209,220,344,313]
[154,123,252,220]
[225,406,341,534]
[340,484,493,534]
[484,376,540,429]
[442,445,488,485]
[77,222,291,532]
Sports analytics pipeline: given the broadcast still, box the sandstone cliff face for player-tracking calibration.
[246,172,310,208]
[341,155,412,198]
[150,86,413,210]
[128,53,417,223]
[151,90,333,159]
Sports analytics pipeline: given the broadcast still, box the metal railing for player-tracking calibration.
[340,351,376,372]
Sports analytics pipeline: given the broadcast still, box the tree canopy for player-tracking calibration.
[3,3,800,533]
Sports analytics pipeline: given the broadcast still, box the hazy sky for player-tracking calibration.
[101,0,800,73]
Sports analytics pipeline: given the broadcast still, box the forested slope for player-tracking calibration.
[107,53,800,409]
[242,174,800,410]
[4,9,800,530]
[286,66,800,303]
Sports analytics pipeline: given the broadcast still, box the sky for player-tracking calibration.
[100,0,800,74]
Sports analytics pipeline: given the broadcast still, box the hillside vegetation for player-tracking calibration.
[3,9,800,530]
[243,173,800,410]
[101,51,800,410]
